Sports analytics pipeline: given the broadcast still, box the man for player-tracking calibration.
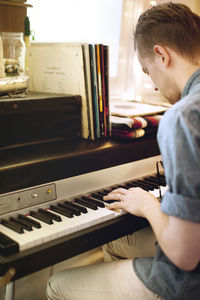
[47,3,200,300]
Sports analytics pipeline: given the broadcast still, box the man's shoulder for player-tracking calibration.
[158,93,200,143]
[164,91,200,122]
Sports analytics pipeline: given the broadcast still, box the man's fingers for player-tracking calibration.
[103,193,122,201]
[107,188,128,195]
[106,201,124,210]
[103,188,128,201]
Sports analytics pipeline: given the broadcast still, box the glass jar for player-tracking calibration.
[0,32,25,77]
[0,36,5,78]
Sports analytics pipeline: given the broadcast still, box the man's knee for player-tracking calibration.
[46,273,62,300]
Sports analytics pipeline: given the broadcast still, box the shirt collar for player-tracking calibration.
[182,68,200,98]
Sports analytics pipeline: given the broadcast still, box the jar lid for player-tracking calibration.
[0,32,23,39]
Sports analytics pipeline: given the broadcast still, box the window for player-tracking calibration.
[27,0,123,79]
[28,0,199,103]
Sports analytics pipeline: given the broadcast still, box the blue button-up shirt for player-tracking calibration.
[133,69,200,300]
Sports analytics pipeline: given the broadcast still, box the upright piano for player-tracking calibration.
[0,135,166,286]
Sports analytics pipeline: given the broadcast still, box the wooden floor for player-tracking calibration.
[0,247,104,300]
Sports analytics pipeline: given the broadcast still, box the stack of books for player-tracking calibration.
[110,101,169,139]
[27,42,111,140]
[111,114,162,139]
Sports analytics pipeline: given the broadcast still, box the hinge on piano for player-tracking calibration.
[0,268,15,287]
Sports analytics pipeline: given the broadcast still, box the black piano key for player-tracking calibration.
[58,203,81,216]
[145,178,161,188]
[98,191,108,196]
[151,176,166,186]
[124,183,134,188]
[66,201,88,214]
[146,176,162,185]
[10,217,33,231]
[108,186,116,191]
[103,189,112,193]
[81,196,105,208]
[50,205,73,218]
[90,193,115,204]
[30,211,53,225]
[1,219,24,234]
[18,214,41,229]
[134,180,154,190]
[0,232,19,256]
[38,208,62,222]
[150,175,166,186]
[143,177,159,186]
[98,190,115,197]
[155,174,166,181]
[108,184,123,191]
[138,179,158,189]
[112,184,126,189]
[128,182,149,191]
[158,174,165,179]
[91,193,104,201]
[74,198,98,210]
[136,180,155,190]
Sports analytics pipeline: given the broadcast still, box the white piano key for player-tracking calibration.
[2,216,51,250]
[160,186,168,195]
[0,224,29,251]
[27,214,71,243]
[149,189,160,198]
[149,186,168,199]
[27,215,54,241]
[48,210,89,236]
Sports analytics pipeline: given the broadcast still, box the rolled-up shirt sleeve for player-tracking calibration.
[157,95,200,223]
[161,190,200,222]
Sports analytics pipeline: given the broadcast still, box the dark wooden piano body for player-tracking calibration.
[0,135,160,281]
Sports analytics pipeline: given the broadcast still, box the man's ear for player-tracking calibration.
[153,45,170,67]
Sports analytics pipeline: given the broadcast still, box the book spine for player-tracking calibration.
[100,44,107,137]
[82,44,95,140]
[90,44,100,138]
[95,44,105,137]
[103,45,111,136]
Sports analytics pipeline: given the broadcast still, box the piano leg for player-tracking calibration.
[5,282,15,300]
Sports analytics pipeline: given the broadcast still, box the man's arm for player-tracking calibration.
[104,187,200,271]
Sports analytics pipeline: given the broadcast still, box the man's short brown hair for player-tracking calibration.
[134,2,200,61]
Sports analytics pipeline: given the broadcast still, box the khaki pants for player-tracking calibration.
[46,227,164,300]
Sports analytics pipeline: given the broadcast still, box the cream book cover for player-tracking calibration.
[27,42,89,139]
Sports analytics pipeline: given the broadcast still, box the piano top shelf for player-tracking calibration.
[0,135,160,194]
[0,1,32,7]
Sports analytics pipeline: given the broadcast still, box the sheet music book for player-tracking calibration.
[27,42,89,139]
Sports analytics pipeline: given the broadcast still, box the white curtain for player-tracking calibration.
[111,0,200,103]
[110,0,154,102]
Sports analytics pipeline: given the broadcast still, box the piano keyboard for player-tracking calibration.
[0,169,167,256]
